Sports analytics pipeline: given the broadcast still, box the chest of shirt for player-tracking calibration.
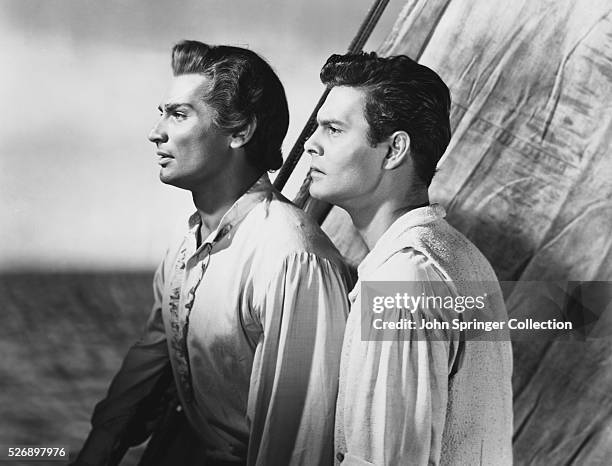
[160,236,265,351]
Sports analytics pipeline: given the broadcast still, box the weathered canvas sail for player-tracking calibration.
[317,0,612,463]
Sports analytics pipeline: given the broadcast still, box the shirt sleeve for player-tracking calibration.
[245,251,351,466]
[339,249,462,466]
[74,259,171,466]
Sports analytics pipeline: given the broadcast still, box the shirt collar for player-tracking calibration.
[187,173,274,245]
[357,203,446,280]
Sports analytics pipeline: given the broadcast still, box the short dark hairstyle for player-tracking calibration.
[320,52,451,186]
[171,40,289,171]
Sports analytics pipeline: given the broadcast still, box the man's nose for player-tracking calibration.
[148,119,168,144]
[304,131,322,157]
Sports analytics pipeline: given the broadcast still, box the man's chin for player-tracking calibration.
[159,172,183,189]
[159,171,173,184]
[308,184,333,203]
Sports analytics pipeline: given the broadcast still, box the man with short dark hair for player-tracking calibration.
[75,41,351,466]
[305,52,513,465]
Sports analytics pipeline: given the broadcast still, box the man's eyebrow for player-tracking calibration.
[317,117,346,127]
[158,102,194,112]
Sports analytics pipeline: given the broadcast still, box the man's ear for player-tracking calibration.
[382,131,410,170]
[230,117,258,149]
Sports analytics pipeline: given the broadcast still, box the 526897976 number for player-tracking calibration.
[2,446,68,461]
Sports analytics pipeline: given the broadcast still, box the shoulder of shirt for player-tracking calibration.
[411,218,499,282]
[242,190,344,259]
[368,247,446,283]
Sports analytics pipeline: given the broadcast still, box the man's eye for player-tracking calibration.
[172,112,187,121]
[327,125,341,135]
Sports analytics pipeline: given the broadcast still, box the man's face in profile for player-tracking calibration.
[148,74,231,191]
[305,85,387,209]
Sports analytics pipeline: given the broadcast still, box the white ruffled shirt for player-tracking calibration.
[87,175,352,466]
[335,205,513,466]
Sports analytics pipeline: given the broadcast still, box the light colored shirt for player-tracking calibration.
[335,204,513,466]
[84,175,352,465]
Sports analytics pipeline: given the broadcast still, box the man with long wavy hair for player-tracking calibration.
[74,41,351,466]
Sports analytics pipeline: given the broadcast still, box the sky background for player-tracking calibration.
[0,0,405,272]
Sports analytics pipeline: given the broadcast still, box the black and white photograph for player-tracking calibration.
[2,0,612,465]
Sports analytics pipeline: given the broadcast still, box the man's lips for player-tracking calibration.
[310,166,325,175]
[157,151,174,166]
